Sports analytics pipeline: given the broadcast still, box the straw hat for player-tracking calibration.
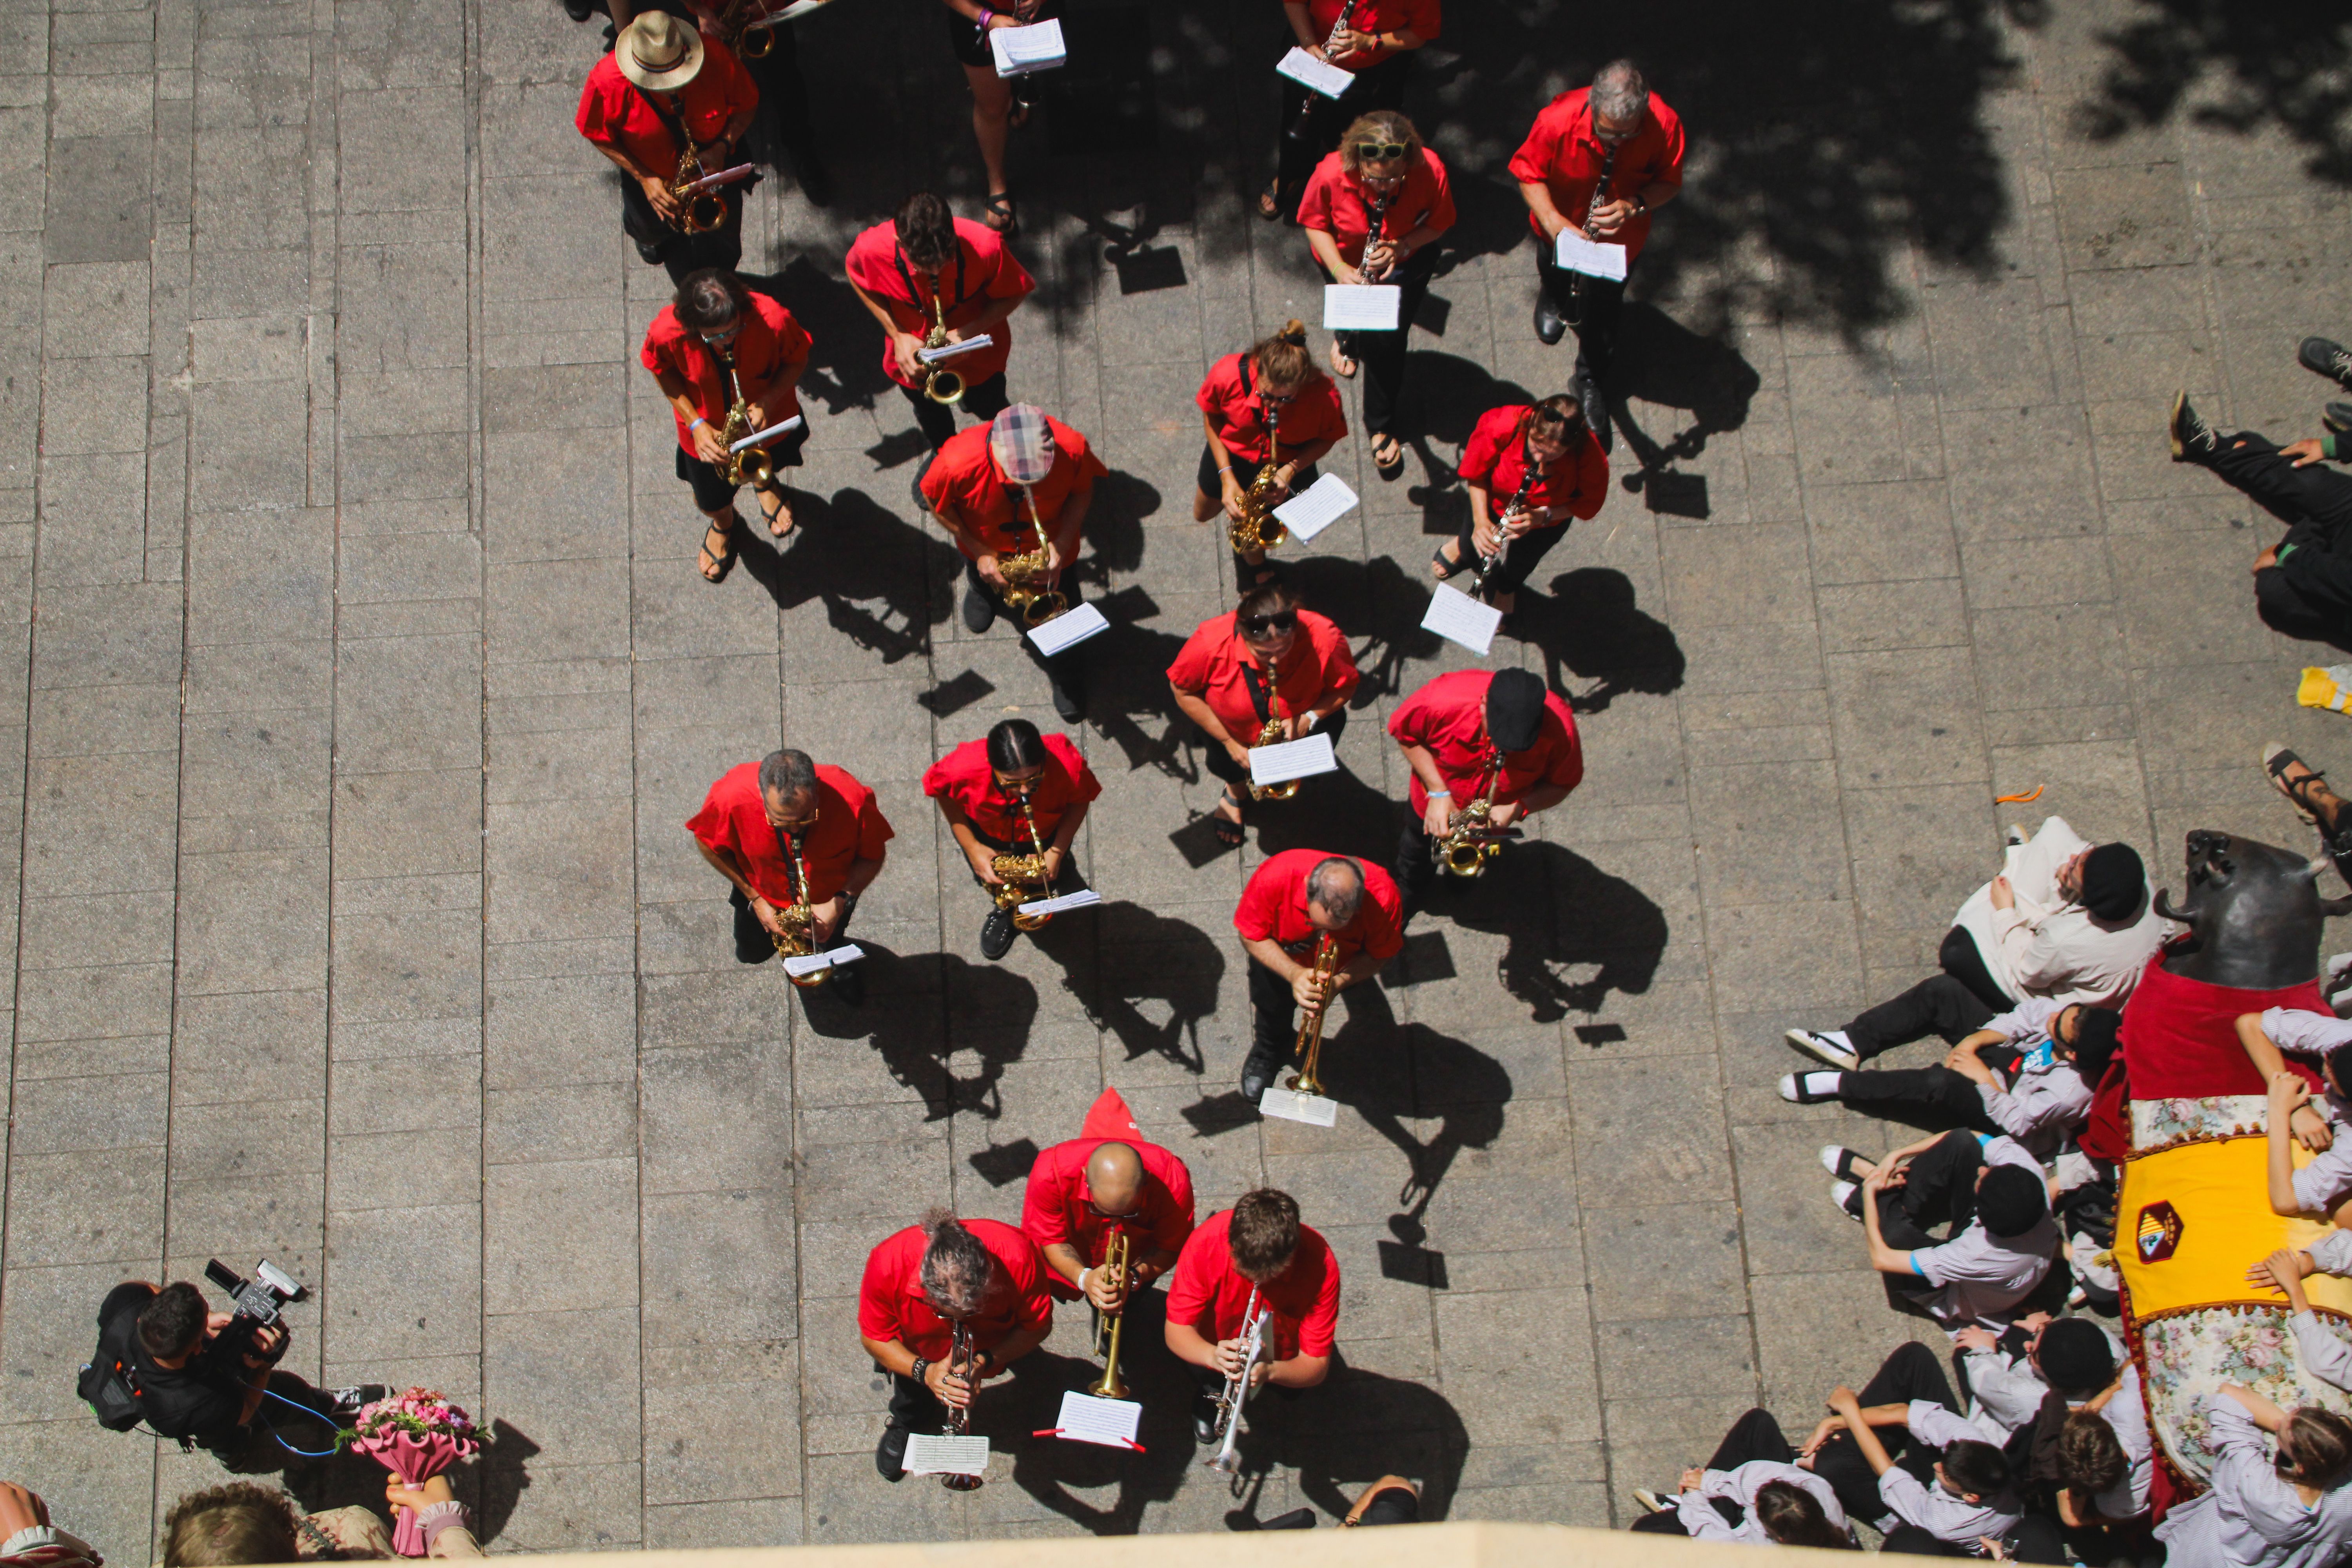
[615,12,706,93]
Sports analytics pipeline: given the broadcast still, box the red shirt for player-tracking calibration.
[1288,0,1440,71]
[1387,668,1584,817]
[639,292,812,459]
[684,761,893,907]
[1508,87,1687,261]
[844,217,1035,392]
[857,1218,1053,1361]
[1018,1136,1198,1300]
[575,42,758,176]
[1233,848,1403,967]
[921,733,1101,847]
[1297,148,1456,271]
[1195,352,1347,465]
[1166,610,1360,741]
[1459,404,1610,525]
[1164,1209,1340,1363]
[918,417,1109,560]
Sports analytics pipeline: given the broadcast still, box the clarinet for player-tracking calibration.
[1564,145,1620,324]
[1284,0,1361,141]
[1471,437,1539,599]
[1359,179,1398,283]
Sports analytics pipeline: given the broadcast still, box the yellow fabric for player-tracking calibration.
[2299,665,2352,714]
[2118,1136,2352,1318]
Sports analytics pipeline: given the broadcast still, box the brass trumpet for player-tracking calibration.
[940,1320,984,1492]
[767,835,828,988]
[1086,1230,1131,1401]
[1286,933,1339,1096]
[718,351,773,490]
[989,794,1055,932]
[920,293,965,406]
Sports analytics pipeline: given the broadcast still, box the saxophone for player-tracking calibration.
[1246,683,1298,804]
[989,791,1055,932]
[920,292,965,407]
[1226,414,1290,555]
[768,831,828,988]
[718,349,773,489]
[1470,437,1539,601]
[667,133,729,235]
[997,486,1067,626]
[1434,752,1505,878]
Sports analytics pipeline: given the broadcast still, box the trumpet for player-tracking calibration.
[1433,755,1508,878]
[767,833,828,988]
[666,137,730,235]
[989,793,1055,932]
[998,489,1067,626]
[1247,712,1298,802]
[1205,1287,1270,1474]
[1287,932,1339,1096]
[1086,1230,1131,1400]
[940,1320,985,1492]
[920,292,965,406]
[718,351,773,490]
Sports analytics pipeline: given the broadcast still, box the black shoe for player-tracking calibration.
[561,0,592,18]
[1240,1048,1280,1103]
[634,240,664,267]
[1572,365,1613,454]
[828,960,867,1007]
[1050,670,1085,724]
[913,465,935,514]
[1533,293,1566,346]
[962,582,996,634]
[328,1384,389,1415]
[1192,1395,1221,1446]
[2168,388,2218,463]
[877,1424,911,1482]
[2326,400,2352,436]
[2301,336,2352,392]
[980,906,1018,960]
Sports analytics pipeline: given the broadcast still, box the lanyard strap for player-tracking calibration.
[769,821,804,899]
[893,241,970,322]
[636,81,696,160]
[1239,655,1279,725]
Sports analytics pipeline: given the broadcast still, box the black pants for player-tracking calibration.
[964,558,1089,708]
[1628,1408,1797,1535]
[1882,1517,2065,1562]
[1808,1341,1960,1525]
[1836,1046,2022,1138]
[1869,1130,1990,1310]
[730,884,853,965]
[1843,927,2009,1061]
[1197,446,1320,573]
[1247,952,1348,1067]
[1533,232,1630,381]
[204,1371,345,1467]
[2197,431,2352,652]
[677,428,807,515]
[885,1370,946,1434]
[1322,244,1440,438]
[904,372,1011,452]
[1452,514,1569,597]
[620,177,747,286]
[1197,706,1349,789]
[1270,49,1413,212]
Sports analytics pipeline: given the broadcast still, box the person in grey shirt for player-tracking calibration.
[2254,1233,2352,1396]
[1802,1344,2021,1551]
[2243,1009,2352,1225]
[1834,1131,2060,1327]
[2154,1385,2352,1567]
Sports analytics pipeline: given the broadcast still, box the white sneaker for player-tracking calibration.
[1820,1144,1853,1177]
[1630,1488,1668,1515]
[1831,1180,1861,1218]
[1777,1073,1802,1102]
[1785,1028,1859,1071]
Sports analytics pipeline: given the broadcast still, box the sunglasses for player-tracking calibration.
[1261,388,1298,405]
[770,804,822,831]
[1355,142,1408,161]
[1240,612,1298,636]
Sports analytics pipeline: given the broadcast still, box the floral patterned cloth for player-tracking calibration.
[2131,1096,2267,1154]
[2141,1309,2352,1484]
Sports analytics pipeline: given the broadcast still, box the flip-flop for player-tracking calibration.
[1256,188,1281,221]
[758,486,794,538]
[1430,541,1469,581]
[2267,743,2329,825]
[1327,339,1357,379]
[1211,787,1246,846]
[1373,435,1405,479]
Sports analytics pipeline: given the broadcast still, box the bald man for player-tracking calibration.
[1020,1132,1196,1314]
[1233,849,1405,1101]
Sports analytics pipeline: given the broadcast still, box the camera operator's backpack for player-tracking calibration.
[77,1297,149,1432]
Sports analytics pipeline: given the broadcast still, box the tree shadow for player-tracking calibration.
[1001,1290,1203,1534]
[734,487,957,665]
[1407,841,1668,1024]
[798,945,1040,1120]
[2070,0,2352,184]
[1233,1360,1469,1523]
[1506,566,1686,714]
[1031,900,1222,1076]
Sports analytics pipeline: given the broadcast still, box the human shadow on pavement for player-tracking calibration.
[1276,555,1445,706]
[1031,900,1223,1076]
[1002,1290,1201,1534]
[734,488,958,665]
[1086,620,1202,784]
[1410,841,1668,1024]
[1230,1360,1468,1523]
[799,946,1040,1120]
[744,258,897,419]
[1248,750,1413,871]
[1606,304,1762,519]
[1507,566,1686,713]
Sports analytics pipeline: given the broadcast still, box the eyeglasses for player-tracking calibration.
[770,804,821,831]
[1240,612,1298,636]
[698,323,740,344]
[991,770,1042,795]
[1261,388,1298,405]
[1355,142,1408,161]
[1085,1199,1142,1221]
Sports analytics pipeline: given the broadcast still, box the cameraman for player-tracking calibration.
[94,1281,369,1457]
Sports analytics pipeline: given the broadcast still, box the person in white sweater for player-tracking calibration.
[2153,1385,2352,1567]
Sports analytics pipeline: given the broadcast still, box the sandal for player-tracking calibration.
[1430,540,1469,581]
[1328,339,1357,379]
[2266,744,2330,825]
[1234,552,1281,588]
[1256,187,1281,221]
[983,191,1017,234]
[698,514,739,584]
[1372,433,1405,479]
[758,485,794,539]
[1211,786,1246,846]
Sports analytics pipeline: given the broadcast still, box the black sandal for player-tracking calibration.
[2266,744,2329,825]
[1430,541,1470,581]
[1211,787,1246,846]
[698,515,739,584]
[758,485,793,538]
[1256,187,1281,221]
[1372,434,1405,480]
[983,191,1017,234]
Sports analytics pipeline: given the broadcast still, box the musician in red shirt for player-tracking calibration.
[1262,0,1439,220]
[1193,321,1348,587]
[1429,394,1610,614]
[1232,849,1402,1100]
[1298,111,1454,480]
[1386,667,1583,919]
[857,1214,1053,1483]
[1020,1132,1195,1310]
[923,717,1100,960]
[1164,1190,1339,1448]
[640,269,811,584]
[931,0,1059,235]
[654,0,831,206]
[686,748,892,1003]
[1167,583,1360,845]
[575,13,759,283]
[1509,60,1687,450]
[846,191,1035,460]
[920,404,1107,723]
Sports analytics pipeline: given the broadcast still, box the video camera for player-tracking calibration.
[205,1259,303,1361]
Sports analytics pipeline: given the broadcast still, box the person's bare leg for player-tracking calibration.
[964,65,1013,215]
[1192,485,1219,523]
[2271,751,2350,838]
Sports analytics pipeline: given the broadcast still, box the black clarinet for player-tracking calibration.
[1283,0,1360,143]
[1564,145,1620,325]
[1359,178,1398,283]
[1471,437,1539,600]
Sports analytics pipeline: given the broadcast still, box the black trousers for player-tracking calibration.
[904,372,1011,452]
[1270,49,1413,211]
[1197,706,1350,789]
[1869,1130,1990,1310]
[1836,1046,2023,1138]
[1808,1342,1960,1525]
[1628,1408,1797,1535]
[2197,431,2352,652]
[1532,232,1630,381]
[1247,954,1338,1065]
[730,884,854,965]
[1393,821,1445,917]
[1321,244,1440,438]
[1452,514,1569,597]
[963,559,1090,710]
[885,1370,946,1434]
[620,177,747,286]
[1882,1517,2065,1562]
[1843,927,2010,1061]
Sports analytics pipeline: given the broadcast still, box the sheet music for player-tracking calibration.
[1017,889,1104,917]
[990,18,1066,74]
[903,1434,989,1475]
[1323,285,1400,332]
[1421,584,1503,656]
[917,333,995,365]
[1275,46,1353,98]
[1054,1390,1142,1448]
[768,0,830,19]
[1259,1086,1339,1127]
[1270,473,1358,542]
[1248,733,1338,787]
[1025,601,1109,656]
[1553,230,1629,281]
[782,944,864,978]
[730,415,803,453]
[683,162,756,193]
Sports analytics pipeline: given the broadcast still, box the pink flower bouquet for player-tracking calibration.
[345,1388,478,1557]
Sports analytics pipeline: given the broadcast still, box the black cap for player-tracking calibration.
[2079,843,2145,922]
[1976,1165,2048,1239]
[1485,668,1547,754]
[2036,1318,2115,1395]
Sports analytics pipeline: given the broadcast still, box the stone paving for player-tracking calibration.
[0,0,2348,1553]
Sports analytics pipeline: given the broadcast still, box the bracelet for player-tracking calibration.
[690,416,708,430]
[1218,465,1234,474]
[1426,789,1451,799]
[910,1357,931,1386]
[976,4,992,23]
[1077,1267,1094,1292]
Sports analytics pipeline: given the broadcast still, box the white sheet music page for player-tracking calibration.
[1025,601,1109,656]
[768,0,830,19]
[781,943,862,978]
[1017,889,1103,917]
[730,415,803,453]
[1421,583,1503,656]
[1553,230,1629,281]
[1247,733,1337,788]
[903,1434,989,1475]
[1270,472,1358,541]
[1275,46,1354,98]
[990,18,1066,74]
[1323,285,1400,332]
[1259,1086,1339,1127]
[917,334,994,364]
[1054,1390,1142,1448]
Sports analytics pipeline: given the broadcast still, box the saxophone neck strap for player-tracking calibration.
[893,239,970,320]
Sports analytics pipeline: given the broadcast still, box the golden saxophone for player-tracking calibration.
[998,486,1068,626]
[939,1320,985,1492]
[768,831,828,988]
[1435,753,1506,878]
[727,0,782,57]
[1287,931,1340,1096]
[667,134,729,236]
[989,792,1055,932]
[1086,1229,1131,1401]
[1227,416,1289,556]
[717,349,773,490]
[920,292,966,407]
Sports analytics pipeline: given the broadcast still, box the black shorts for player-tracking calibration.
[948,1,1060,67]
[675,427,807,514]
[1356,1487,1420,1527]
[1196,445,1320,510]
